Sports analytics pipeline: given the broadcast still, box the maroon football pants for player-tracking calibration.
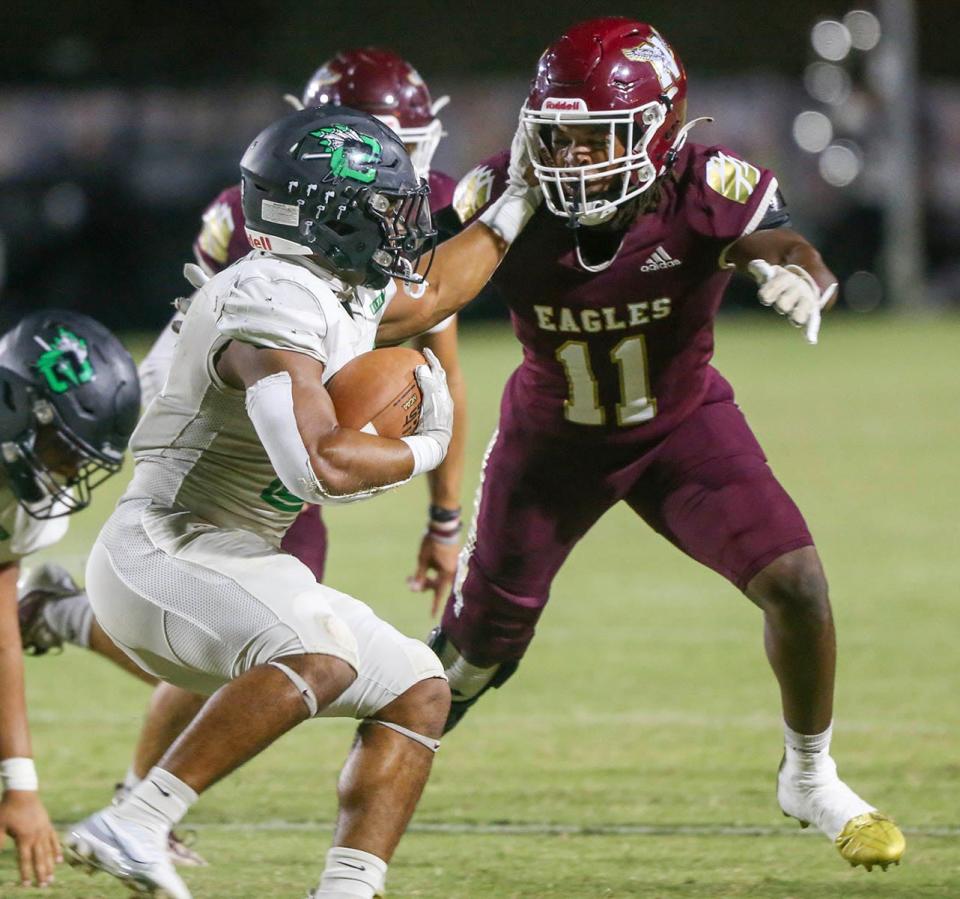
[280,504,328,582]
[441,392,813,666]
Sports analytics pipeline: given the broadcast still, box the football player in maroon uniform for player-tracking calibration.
[432,18,905,871]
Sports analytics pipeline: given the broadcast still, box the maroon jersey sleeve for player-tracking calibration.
[193,184,252,274]
[684,144,780,252]
[427,170,457,213]
[450,151,510,226]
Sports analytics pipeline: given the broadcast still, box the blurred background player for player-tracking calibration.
[142,47,467,610]
[431,17,905,872]
[0,310,140,887]
[65,105,539,899]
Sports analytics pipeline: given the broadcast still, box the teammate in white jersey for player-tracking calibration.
[65,106,541,898]
[0,310,140,887]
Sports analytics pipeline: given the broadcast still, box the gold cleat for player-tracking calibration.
[834,812,905,871]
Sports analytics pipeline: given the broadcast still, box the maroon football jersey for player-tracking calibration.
[453,143,779,443]
[194,171,457,274]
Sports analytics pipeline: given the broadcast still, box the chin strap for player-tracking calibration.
[282,93,305,111]
[665,116,714,168]
[572,229,628,273]
[430,95,450,116]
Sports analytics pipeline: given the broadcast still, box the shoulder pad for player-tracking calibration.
[452,152,510,225]
[217,257,334,365]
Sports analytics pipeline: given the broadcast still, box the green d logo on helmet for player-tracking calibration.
[33,327,95,394]
[309,125,383,183]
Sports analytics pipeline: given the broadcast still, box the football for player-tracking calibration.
[326,346,425,438]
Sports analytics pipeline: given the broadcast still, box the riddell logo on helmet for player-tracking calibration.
[246,231,273,251]
[542,97,588,112]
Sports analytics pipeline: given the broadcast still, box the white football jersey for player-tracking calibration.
[126,251,395,546]
[0,482,69,565]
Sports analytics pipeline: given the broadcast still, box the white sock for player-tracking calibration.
[780,721,874,839]
[445,656,498,701]
[123,766,142,792]
[112,766,197,838]
[783,722,833,770]
[42,591,94,647]
[113,766,141,804]
[314,847,387,898]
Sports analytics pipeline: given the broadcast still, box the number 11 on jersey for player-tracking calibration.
[557,335,657,426]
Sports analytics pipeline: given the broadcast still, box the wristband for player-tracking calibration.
[427,519,462,545]
[1,757,38,792]
[429,505,461,524]
[478,187,541,245]
[401,435,445,477]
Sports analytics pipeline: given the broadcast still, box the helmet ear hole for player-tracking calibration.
[326,220,357,237]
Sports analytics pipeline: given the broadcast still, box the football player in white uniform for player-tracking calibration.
[64,106,540,899]
[0,311,140,887]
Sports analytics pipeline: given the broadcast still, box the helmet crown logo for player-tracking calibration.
[621,32,682,92]
[307,125,383,184]
[33,328,94,395]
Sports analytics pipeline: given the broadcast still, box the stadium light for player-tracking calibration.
[844,270,884,311]
[811,19,853,62]
[804,62,853,106]
[818,142,862,187]
[793,111,833,153]
[844,10,882,52]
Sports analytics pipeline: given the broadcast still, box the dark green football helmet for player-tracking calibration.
[240,106,436,289]
[0,310,140,519]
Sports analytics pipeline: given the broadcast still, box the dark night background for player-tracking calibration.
[1,1,958,330]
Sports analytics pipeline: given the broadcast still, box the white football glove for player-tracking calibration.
[401,348,453,477]
[478,114,542,245]
[748,260,838,345]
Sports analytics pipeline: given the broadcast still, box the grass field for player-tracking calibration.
[6,313,960,897]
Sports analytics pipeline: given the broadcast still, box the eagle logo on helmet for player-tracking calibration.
[621,32,682,92]
[33,328,95,395]
[307,125,383,184]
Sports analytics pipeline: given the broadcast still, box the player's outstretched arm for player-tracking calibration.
[727,228,839,344]
[0,561,61,888]
[378,119,540,344]
[217,341,452,501]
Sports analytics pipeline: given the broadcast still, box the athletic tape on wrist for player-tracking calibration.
[479,189,540,245]
[402,435,444,477]
[1,757,38,792]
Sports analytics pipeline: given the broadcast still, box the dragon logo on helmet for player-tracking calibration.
[33,329,94,395]
[306,126,383,184]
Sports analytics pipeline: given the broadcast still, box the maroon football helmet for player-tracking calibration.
[300,48,446,178]
[522,18,698,225]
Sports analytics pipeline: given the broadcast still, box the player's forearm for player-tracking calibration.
[0,564,32,761]
[308,428,415,496]
[429,222,509,322]
[379,223,507,343]
[730,228,837,302]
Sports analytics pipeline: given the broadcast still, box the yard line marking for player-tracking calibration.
[116,821,958,838]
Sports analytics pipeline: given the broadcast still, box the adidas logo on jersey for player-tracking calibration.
[641,246,682,272]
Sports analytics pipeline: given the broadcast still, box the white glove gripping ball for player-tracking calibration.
[401,348,454,478]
